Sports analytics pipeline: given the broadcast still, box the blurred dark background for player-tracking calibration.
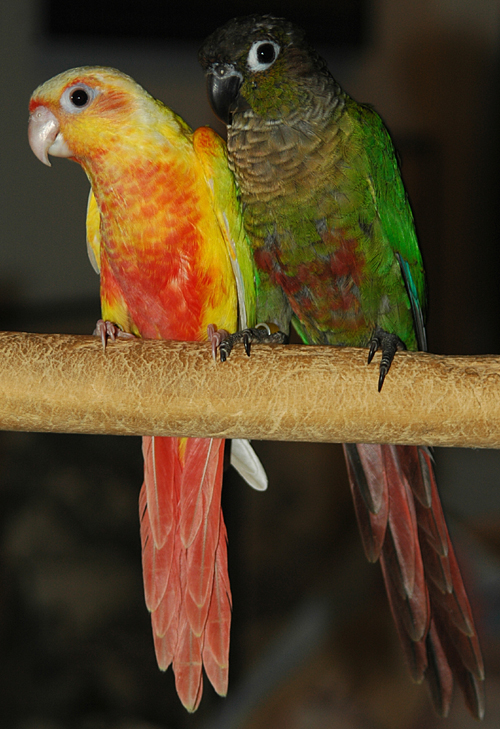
[1,1,500,727]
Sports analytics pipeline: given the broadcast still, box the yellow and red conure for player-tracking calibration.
[29,66,258,711]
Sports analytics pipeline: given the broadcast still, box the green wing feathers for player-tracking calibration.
[353,103,427,350]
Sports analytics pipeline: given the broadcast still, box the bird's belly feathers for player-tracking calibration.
[100,238,237,342]
[253,232,372,346]
[97,189,237,341]
[228,121,377,344]
[91,151,238,342]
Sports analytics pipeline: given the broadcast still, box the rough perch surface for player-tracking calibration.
[0,331,498,447]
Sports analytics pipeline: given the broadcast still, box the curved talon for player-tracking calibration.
[378,365,389,392]
[367,336,379,365]
[94,319,117,350]
[367,326,406,391]
[207,324,230,361]
[207,323,217,360]
[207,324,287,362]
[94,319,136,350]
[219,341,232,362]
[243,332,251,356]
[254,322,272,335]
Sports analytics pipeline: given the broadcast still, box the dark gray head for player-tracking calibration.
[199,15,331,125]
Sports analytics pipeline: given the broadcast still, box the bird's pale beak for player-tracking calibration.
[206,64,243,125]
[28,105,72,166]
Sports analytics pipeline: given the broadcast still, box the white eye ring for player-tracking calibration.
[60,84,96,113]
[247,41,280,72]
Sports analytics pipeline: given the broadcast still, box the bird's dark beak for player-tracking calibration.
[206,63,243,126]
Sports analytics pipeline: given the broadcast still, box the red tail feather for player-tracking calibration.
[424,620,454,717]
[185,443,225,636]
[345,442,484,719]
[140,435,231,711]
[173,613,204,712]
[142,436,178,548]
[384,446,419,600]
[202,522,232,696]
[344,444,388,561]
[380,528,429,642]
[180,438,222,548]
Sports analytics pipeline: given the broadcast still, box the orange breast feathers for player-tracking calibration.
[95,149,237,342]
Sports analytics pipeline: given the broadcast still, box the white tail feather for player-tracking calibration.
[230,439,268,491]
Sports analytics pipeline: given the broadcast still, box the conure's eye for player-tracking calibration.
[60,84,96,113]
[257,43,276,64]
[70,88,89,106]
[247,41,280,72]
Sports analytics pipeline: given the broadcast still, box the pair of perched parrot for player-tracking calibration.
[28,14,484,720]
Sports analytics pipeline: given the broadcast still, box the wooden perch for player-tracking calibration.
[0,330,498,448]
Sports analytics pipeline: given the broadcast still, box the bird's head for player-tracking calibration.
[28,66,152,167]
[199,15,328,125]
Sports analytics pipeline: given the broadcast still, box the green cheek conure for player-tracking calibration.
[199,15,484,719]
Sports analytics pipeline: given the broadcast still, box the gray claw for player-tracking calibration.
[367,326,406,391]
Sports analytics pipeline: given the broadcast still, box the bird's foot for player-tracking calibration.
[207,324,230,361]
[367,326,406,391]
[207,323,287,362]
[94,319,137,350]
